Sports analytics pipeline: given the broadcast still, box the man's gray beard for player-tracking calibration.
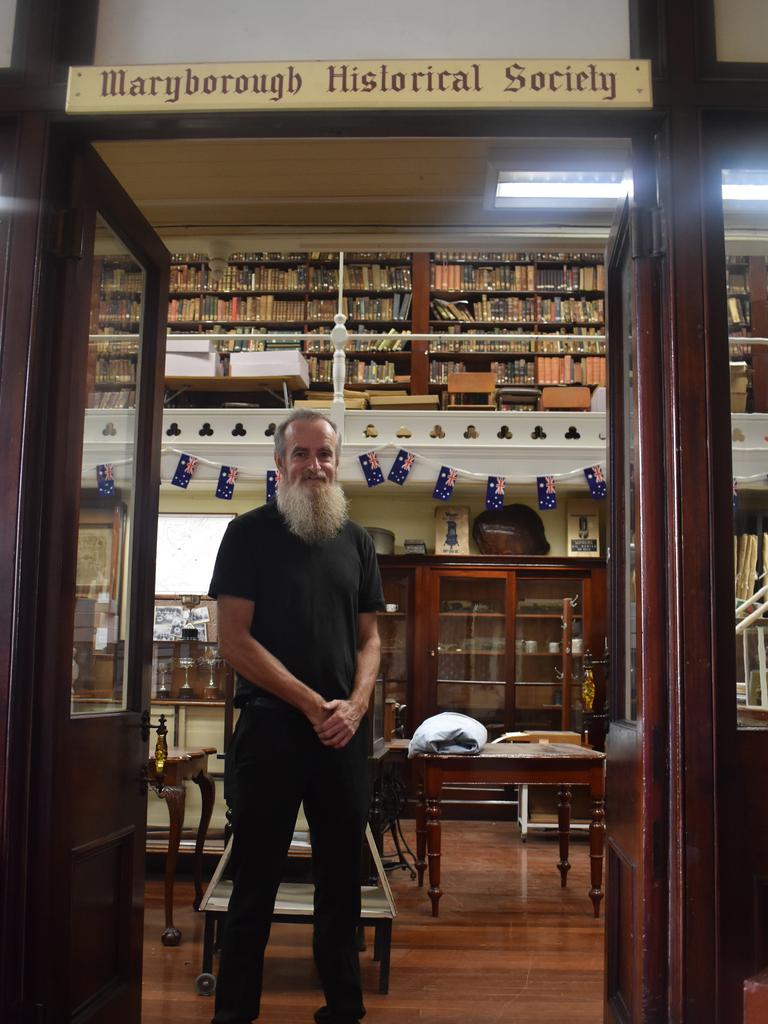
[276,478,349,543]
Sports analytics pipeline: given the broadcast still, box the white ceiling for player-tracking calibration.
[94,136,627,253]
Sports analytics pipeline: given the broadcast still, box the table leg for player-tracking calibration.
[425,766,442,917]
[157,782,185,946]
[415,776,426,887]
[589,794,606,918]
[191,767,215,911]
[557,784,572,888]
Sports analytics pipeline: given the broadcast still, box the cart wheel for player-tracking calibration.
[195,973,216,996]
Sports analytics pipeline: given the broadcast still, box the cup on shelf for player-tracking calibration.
[385,603,399,613]
[523,640,538,654]
[572,638,584,655]
[548,641,561,654]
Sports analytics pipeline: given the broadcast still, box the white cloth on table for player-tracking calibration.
[407,712,487,757]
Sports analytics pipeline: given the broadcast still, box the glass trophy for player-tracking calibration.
[156,661,172,699]
[200,646,221,700]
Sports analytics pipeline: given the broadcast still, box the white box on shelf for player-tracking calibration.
[165,351,220,377]
[590,386,606,412]
[229,350,310,388]
[166,336,213,354]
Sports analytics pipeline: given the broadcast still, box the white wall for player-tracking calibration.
[94,0,630,65]
[715,0,768,62]
[0,0,17,67]
[157,482,607,559]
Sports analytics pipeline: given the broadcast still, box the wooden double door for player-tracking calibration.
[6,141,670,1024]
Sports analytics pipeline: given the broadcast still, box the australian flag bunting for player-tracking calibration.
[388,449,416,486]
[359,451,385,487]
[216,465,238,501]
[584,464,607,499]
[171,453,199,489]
[485,475,506,510]
[96,464,115,497]
[537,475,558,510]
[733,478,738,511]
[266,469,280,502]
[433,465,459,501]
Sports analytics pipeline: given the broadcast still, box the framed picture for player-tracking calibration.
[76,504,125,601]
[567,500,601,557]
[434,506,470,555]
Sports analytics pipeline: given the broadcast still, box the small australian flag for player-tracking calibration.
[485,475,505,510]
[537,475,558,510]
[584,464,607,499]
[97,464,115,497]
[171,453,199,489]
[388,449,416,486]
[359,451,385,487]
[266,469,280,502]
[216,465,238,500]
[433,465,459,501]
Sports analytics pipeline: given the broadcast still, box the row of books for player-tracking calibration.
[307,294,412,321]
[431,263,604,292]
[91,339,139,356]
[307,336,410,353]
[432,250,602,263]
[94,358,136,384]
[98,300,142,322]
[100,269,143,294]
[534,355,607,385]
[431,296,605,324]
[307,358,400,384]
[216,336,301,353]
[168,297,305,322]
[429,337,607,354]
[728,296,751,326]
[87,389,136,408]
[308,265,413,291]
[169,265,308,292]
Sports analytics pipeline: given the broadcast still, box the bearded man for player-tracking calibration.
[209,409,384,1024]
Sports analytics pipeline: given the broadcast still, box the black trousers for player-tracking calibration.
[212,702,370,1024]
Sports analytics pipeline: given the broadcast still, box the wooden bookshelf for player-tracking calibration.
[727,255,768,411]
[94,249,609,403]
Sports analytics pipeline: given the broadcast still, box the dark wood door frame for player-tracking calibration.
[7,138,169,1022]
[0,106,682,1023]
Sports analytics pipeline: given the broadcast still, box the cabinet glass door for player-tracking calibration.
[378,569,411,708]
[435,575,507,737]
[515,577,585,731]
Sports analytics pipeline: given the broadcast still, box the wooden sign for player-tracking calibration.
[66,59,652,115]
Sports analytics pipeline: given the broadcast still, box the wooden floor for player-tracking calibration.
[141,820,605,1023]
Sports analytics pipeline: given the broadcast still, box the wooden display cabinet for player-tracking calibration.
[377,554,607,819]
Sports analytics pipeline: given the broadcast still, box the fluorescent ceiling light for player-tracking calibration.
[722,184,768,201]
[497,181,628,199]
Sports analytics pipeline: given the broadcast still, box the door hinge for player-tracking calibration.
[14,1003,45,1023]
[630,206,665,259]
[46,208,84,260]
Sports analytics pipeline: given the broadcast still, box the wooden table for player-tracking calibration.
[411,742,606,918]
[147,745,216,946]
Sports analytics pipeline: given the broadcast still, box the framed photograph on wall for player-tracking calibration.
[76,504,125,601]
[566,500,600,557]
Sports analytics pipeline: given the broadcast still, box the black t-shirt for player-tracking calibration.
[209,503,385,707]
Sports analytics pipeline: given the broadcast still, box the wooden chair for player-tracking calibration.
[491,730,588,839]
[443,371,498,409]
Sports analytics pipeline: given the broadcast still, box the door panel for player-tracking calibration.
[604,185,667,1022]
[31,145,169,1023]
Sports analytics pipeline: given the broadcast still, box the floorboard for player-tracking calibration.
[141,820,604,1023]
